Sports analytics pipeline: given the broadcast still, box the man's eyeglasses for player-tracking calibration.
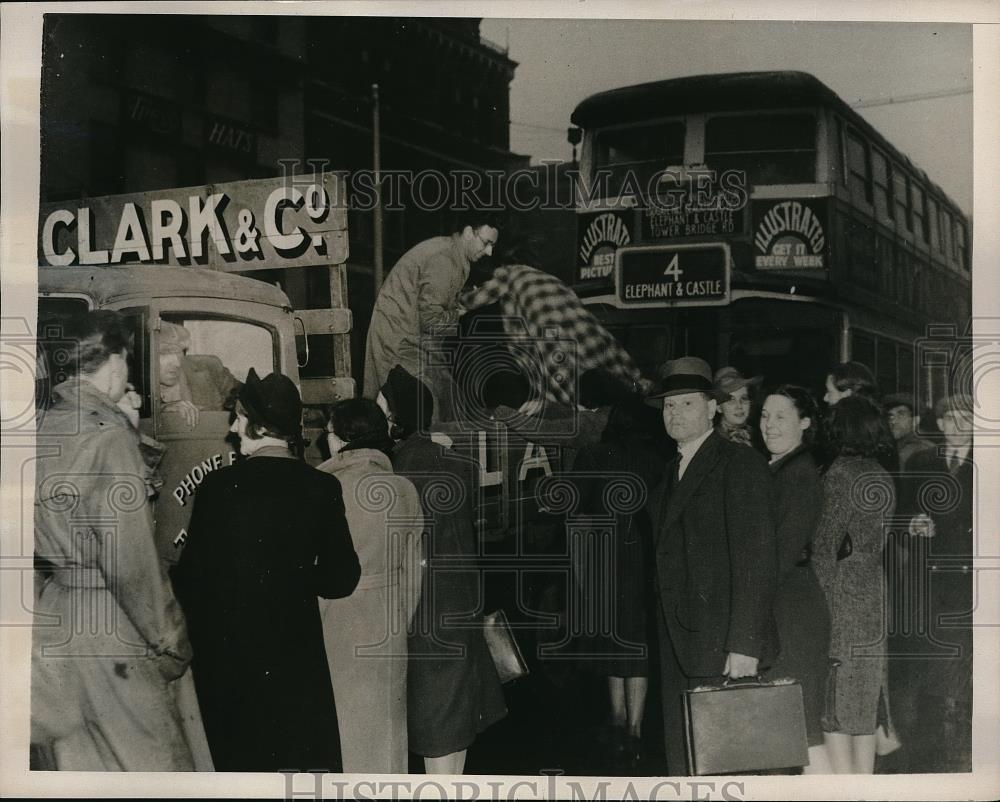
[474,229,497,248]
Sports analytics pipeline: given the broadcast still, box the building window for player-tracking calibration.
[124,142,178,193]
[206,70,252,123]
[123,43,181,100]
[872,149,893,220]
[845,128,872,205]
[250,80,278,133]
[704,112,816,186]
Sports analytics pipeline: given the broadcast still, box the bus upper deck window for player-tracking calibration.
[593,121,685,195]
[704,113,816,186]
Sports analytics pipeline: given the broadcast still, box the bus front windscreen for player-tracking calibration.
[593,120,685,197]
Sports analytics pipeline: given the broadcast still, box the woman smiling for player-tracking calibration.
[760,384,832,774]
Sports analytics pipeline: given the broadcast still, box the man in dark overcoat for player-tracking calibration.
[646,357,779,775]
[887,393,974,773]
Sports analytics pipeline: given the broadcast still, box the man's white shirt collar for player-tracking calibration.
[677,427,714,480]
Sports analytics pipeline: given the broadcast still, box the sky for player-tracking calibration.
[478,19,973,214]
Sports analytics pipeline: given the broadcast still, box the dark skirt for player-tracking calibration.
[767,565,830,747]
[573,513,653,678]
[407,568,508,757]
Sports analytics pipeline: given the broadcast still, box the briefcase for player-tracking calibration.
[682,678,808,775]
[483,609,529,684]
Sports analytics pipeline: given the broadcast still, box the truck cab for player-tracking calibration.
[37,265,345,565]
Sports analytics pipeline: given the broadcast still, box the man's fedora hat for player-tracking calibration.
[646,357,730,406]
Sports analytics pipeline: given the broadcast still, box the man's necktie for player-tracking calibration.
[666,455,680,493]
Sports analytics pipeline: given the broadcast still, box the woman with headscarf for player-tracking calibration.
[379,364,507,775]
[172,370,361,772]
[317,398,424,774]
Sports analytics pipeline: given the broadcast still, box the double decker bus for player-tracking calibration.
[568,71,971,409]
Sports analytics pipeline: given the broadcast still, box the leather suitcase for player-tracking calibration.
[682,678,808,775]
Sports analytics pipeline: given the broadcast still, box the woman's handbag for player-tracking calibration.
[682,677,808,775]
[483,609,529,684]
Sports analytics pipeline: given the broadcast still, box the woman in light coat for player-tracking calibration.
[317,398,424,774]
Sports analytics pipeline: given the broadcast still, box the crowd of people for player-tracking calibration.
[31,311,509,774]
[574,357,972,775]
[29,223,974,776]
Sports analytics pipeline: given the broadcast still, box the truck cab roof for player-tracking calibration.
[38,265,291,309]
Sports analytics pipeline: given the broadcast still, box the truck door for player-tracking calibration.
[146,299,289,565]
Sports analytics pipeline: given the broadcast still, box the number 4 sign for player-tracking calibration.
[662,253,683,281]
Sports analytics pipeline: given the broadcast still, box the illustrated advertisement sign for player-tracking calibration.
[576,209,633,282]
[753,198,827,270]
[616,244,730,308]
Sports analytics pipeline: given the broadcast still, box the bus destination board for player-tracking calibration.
[640,173,747,240]
[615,244,730,308]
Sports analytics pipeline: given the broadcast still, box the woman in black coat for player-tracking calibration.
[172,370,361,772]
[759,384,832,774]
[570,390,665,765]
